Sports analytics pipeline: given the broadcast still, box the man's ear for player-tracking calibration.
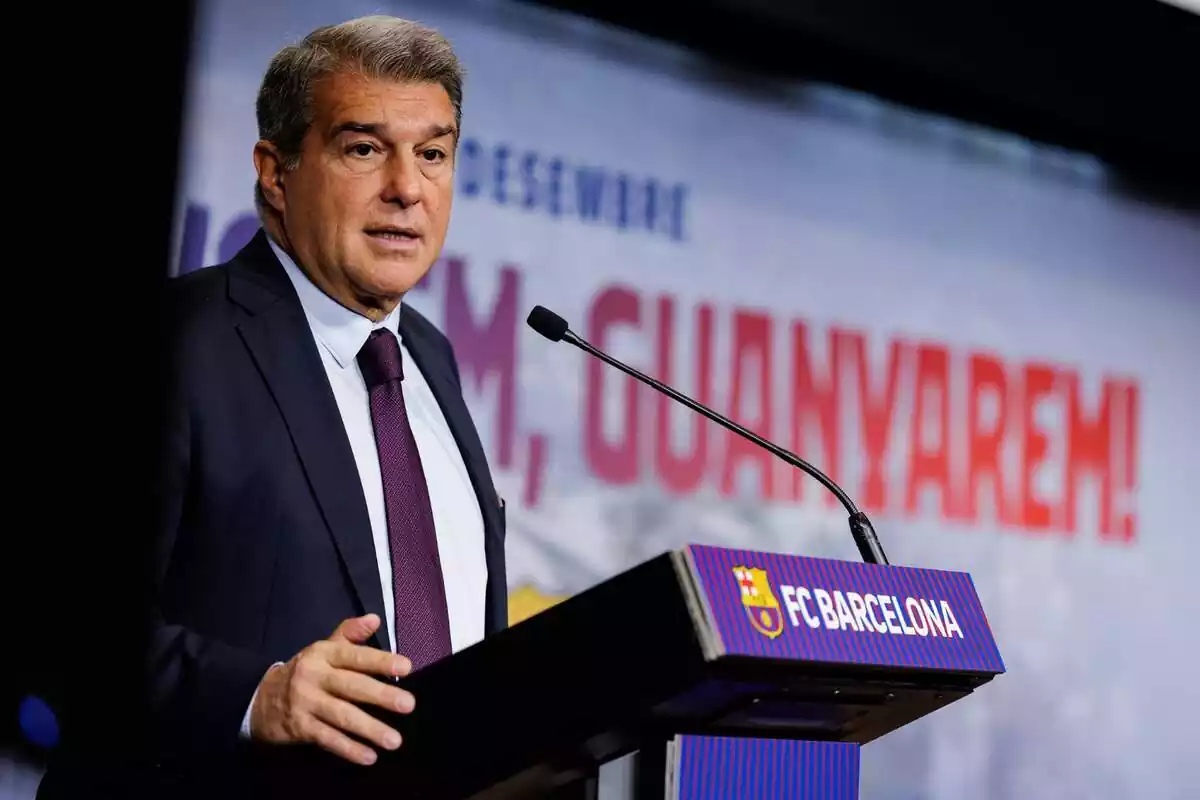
[253,140,288,214]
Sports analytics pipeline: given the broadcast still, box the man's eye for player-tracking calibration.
[349,143,377,157]
[421,149,445,162]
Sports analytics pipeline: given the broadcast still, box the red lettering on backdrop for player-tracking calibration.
[584,286,641,484]
[966,352,1012,527]
[654,297,714,495]
[849,334,906,514]
[442,258,520,467]
[720,310,775,501]
[1020,363,1057,531]
[1119,382,1139,541]
[905,344,954,518]
[789,322,842,507]
[1063,373,1121,538]
[560,289,1137,544]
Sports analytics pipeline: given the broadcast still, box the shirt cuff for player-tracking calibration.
[240,662,285,740]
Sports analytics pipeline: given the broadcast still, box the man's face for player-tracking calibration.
[257,71,457,318]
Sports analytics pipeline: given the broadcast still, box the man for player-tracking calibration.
[41,14,506,799]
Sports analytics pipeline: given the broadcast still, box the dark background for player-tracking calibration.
[523,0,1200,204]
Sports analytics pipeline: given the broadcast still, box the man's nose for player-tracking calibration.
[381,153,423,207]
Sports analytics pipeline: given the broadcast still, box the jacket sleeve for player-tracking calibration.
[143,339,276,764]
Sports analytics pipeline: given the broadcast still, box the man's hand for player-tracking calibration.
[249,614,414,765]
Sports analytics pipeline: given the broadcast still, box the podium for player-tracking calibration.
[340,544,1004,799]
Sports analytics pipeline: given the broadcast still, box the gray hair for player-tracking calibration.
[254,15,464,214]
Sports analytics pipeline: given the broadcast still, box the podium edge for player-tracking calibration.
[672,547,725,661]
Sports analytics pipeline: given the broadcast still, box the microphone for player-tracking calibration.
[526,304,889,566]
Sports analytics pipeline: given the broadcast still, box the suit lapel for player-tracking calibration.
[227,232,389,650]
[399,308,508,635]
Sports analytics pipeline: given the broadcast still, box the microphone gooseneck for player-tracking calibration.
[525,304,890,566]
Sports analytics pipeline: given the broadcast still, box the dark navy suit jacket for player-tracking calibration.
[40,230,507,798]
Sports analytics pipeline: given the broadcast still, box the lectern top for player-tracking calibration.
[345,544,1005,799]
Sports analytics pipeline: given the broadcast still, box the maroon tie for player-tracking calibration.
[357,328,452,669]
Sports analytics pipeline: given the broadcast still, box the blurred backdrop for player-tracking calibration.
[6,0,1198,798]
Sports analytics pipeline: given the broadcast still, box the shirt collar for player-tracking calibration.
[268,235,402,370]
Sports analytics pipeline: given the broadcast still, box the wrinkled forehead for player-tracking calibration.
[309,71,457,140]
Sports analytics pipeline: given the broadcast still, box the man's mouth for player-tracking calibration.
[365,226,420,241]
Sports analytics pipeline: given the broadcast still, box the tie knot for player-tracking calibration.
[358,329,404,388]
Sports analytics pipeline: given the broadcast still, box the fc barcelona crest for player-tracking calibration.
[732,565,785,639]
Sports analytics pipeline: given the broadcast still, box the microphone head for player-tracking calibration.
[527,305,569,342]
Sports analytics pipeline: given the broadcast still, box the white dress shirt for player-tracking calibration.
[239,238,488,737]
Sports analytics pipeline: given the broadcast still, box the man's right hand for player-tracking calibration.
[249,614,414,765]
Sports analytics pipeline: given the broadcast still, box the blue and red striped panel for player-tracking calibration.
[675,735,859,800]
[686,544,1004,675]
